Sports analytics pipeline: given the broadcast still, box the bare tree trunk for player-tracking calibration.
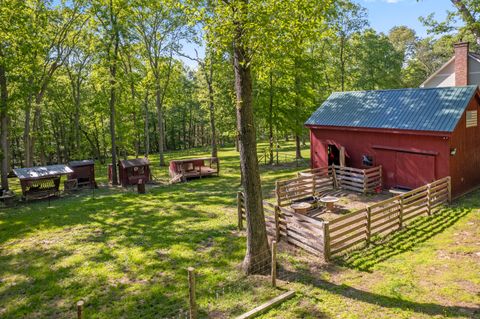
[144,88,150,157]
[268,72,274,165]
[295,134,302,159]
[0,64,9,190]
[108,11,120,185]
[233,18,270,275]
[207,80,217,158]
[156,81,165,165]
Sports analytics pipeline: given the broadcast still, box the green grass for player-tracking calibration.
[1,142,479,319]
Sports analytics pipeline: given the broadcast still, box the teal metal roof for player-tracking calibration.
[305,86,478,132]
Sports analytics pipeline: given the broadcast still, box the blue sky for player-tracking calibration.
[359,0,456,37]
[181,0,458,69]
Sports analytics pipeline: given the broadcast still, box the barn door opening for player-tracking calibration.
[327,144,340,165]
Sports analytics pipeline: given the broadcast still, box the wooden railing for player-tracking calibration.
[274,165,382,207]
[275,166,333,207]
[325,176,451,259]
[332,165,382,194]
[238,176,451,262]
[237,192,325,256]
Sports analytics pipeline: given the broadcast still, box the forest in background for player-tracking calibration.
[0,0,479,189]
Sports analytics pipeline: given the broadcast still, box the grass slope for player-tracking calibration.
[0,142,479,319]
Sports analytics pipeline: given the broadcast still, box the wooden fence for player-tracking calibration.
[274,165,382,207]
[238,192,325,256]
[332,165,382,194]
[325,176,451,259]
[238,176,451,262]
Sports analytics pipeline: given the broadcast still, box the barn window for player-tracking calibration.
[362,155,373,167]
[466,110,478,127]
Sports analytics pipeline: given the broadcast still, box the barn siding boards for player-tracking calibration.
[449,95,480,196]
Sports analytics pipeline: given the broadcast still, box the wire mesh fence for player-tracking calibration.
[72,241,306,319]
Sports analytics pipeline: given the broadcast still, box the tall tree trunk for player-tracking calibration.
[207,80,217,158]
[0,64,9,190]
[74,79,81,150]
[295,134,302,159]
[108,18,119,185]
[155,82,165,166]
[233,19,270,275]
[268,72,274,165]
[24,88,33,167]
[144,89,150,157]
[340,36,345,92]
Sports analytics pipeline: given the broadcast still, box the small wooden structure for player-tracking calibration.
[68,160,97,189]
[109,158,151,187]
[13,165,73,201]
[169,157,219,183]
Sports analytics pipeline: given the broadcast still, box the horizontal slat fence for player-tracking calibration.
[238,176,451,262]
[237,192,324,255]
[275,165,382,207]
[326,176,451,258]
[332,165,382,194]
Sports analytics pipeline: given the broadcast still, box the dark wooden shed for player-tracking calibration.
[13,165,73,200]
[109,158,151,187]
[68,160,97,189]
[169,157,219,183]
[305,86,480,198]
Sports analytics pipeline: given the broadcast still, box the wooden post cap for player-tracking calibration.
[77,300,84,307]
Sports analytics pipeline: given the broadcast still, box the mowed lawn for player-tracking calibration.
[0,142,479,318]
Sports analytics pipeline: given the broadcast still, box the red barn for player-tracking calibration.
[305,86,480,198]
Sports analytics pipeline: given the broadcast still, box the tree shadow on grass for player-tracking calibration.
[279,267,479,318]
[334,206,472,272]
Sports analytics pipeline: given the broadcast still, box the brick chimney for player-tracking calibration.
[454,42,469,86]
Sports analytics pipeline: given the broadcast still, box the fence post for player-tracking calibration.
[379,165,383,190]
[363,169,367,194]
[271,240,277,287]
[331,166,338,189]
[274,206,280,241]
[399,197,404,229]
[237,191,243,230]
[188,267,197,319]
[366,207,371,246]
[426,184,431,216]
[77,300,84,319]
[275,181,281,206]
[323,221,331,262]
[447,177,452,204]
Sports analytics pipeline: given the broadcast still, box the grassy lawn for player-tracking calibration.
[1,142,479,318]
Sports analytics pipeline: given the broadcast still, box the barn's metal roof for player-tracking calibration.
[13,165,73,180]
[305,86,478,132]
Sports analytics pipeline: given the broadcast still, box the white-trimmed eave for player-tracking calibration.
[420,56,455,88]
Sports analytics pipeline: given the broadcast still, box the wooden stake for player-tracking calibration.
[331,166,337,189]
[274,206,280,241]
[399,198,404,229]
[188,267,197,319]
[447,176,452,204]
[366,207,371,245]
[271,240,277,287]
[426,184,431,216]
[363,169,367,194]
[275,181,281,206]
[77,300,84,319]
[237,191,243,230]
[323,221,330,262]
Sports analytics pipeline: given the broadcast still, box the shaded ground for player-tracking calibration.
[1,142,479,319]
